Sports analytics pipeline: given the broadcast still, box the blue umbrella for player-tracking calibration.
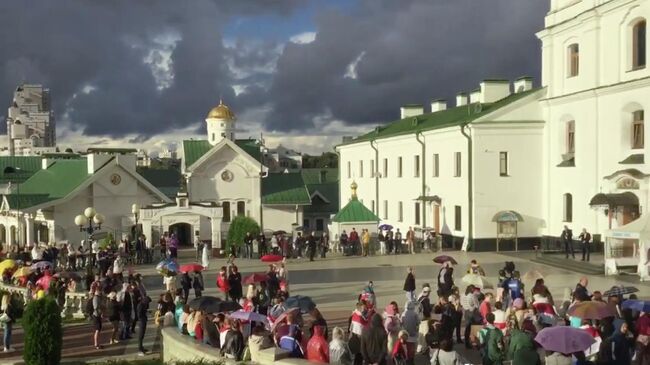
[285,295,316,313]
[622,299,650,312]
[378,224,393,231]
[31,261,53,270]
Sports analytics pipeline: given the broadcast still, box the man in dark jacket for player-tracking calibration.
[244,232,254,259]
[307,233,317,262]
[403,267,416,302]
[136,296,150,355]
[180,273,192,302]
[561,225,574,259]
[574,277,591,302]
[121,284,136,340]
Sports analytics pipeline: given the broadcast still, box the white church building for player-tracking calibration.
[338,0,650,252]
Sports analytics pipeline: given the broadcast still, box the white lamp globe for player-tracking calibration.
[74,214,88,227]
[84,207,96,219]
[93,213,105,225]
[131,203,140,214]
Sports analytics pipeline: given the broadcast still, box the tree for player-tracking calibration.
[302,152,339,168]
[23,297,62,365]
[226,216,260,250]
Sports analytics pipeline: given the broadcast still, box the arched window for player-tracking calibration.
[563,193,573,222]
[567,44,580,77]
[633,20,646,69]
[237,201,245,216]
[633,110,645,149]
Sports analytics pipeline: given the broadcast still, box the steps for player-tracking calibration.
[532,254,604,275]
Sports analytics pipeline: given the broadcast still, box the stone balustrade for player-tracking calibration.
[0,282,89,319]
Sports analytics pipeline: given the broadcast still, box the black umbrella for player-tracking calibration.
[273,230,287,236]
[603,286,639,297]
[285,295,316,313]
[189,296,242,313]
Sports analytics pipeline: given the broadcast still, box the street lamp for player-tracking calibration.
[74,207,104,235]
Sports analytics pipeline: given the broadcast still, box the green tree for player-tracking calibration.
[303,152,339,168]
[23,297,62,365]
[226,216,260,251]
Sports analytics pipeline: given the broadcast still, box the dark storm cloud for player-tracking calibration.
[259,0,549,131]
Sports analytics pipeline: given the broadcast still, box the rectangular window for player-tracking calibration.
[370,159,375,177]
[564,193,573,222]
[359,160,364,178]
[347,161,351,178]
[397,157,403,177]
[432,153,439,177]
[371,200,375,214]
[414,155,420,177]
[303,219,310,229]
[223,201,231,223]
[454,152,462,177]
[568,44,579,77]
[566,121,575,155]
[383,200,388,219]
[383,158,388,178]
[415,202,421,225]
[633,110,645,149]
[499,151,509,176]
[237,201,245,216]
[398,201,403,222]
[316,219,324,231]
[454,205,462,231]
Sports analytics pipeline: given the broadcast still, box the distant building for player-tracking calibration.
[264,145,302,172]
[4,84,57,156]
[158,144,178,160]
[136,149,151,167]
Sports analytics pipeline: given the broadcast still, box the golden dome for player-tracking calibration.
[207,100,236,120]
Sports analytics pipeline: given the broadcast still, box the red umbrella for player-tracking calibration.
[36,273,54,291]
[243,273,268,285]
[179,263,205,273]
[271,307,300,331]
[261,254,283,263]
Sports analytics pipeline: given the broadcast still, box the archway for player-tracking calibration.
[0,224,6,244]
[169,223,192,246]
[9,226,16,245]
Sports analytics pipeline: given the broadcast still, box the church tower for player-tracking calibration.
[205,100,236,146]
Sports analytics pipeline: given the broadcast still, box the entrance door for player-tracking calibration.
[169,223,192,246]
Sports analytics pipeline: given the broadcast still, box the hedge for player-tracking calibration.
[225,216,260,250]
[23,297,62,365]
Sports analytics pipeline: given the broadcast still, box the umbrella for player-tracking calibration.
[243,273,268,285]
[567,301,616,320]
[179,263,204,273]
[36,274,54,290]
[0,260,16,276]
[622,299,650,313]
[31,261,53,270]
[229,310,269,324]
[188,296,222,312]
[603,286,639,297]
[461,273,494,289]
[271,307,300,331]
[285,295,316,313]
[273,230,287,236]
[156,260,178,275]
[12,266,33,278]
[54,271,81,281]
[260,254,284,263]
[522,270,545,282]
[378,224,393,231]
[432,255,457,265]
[534,326,596,353]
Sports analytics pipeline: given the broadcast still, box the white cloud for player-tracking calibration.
[289,31,316,45]
[344,51,365,79]
[141,31,182,91]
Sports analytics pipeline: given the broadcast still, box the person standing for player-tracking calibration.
[406,227,415,254]
[136,296,151,356]
[403,267,416,302]
[339,230,348,255]
[228,266,243,302]
[180,273,192,302]
[135,236,144,265]
[561,225,574,259]
[244,232,254,259]
[386,230,394,255]
[92,289,104,350]
[348,228,359,256]
[378,230,387,255]
[194,231,202,261]
[168,233,179,259]
[361,229,371,257]
[193,272,204,298]
[307,232,317,262]
[360,313,387,365]
[579,228,591,262]
[1,294,15,353]
[257,233,267,257]
[107,292,121,345]
[320,233,329,259]
[159,233,167,260]
[121,284,136,340]
[394,229,403,254]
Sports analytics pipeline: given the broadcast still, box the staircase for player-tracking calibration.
[532,253,604,275]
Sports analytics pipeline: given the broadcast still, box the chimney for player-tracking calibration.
[456,93,468,107]
[400,104,424,119]
[469,88,480,104]
[430,99,447,113]
[479,79,511,103]
[513,76,533,93]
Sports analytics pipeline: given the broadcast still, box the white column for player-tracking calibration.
[25,216,34,246]
[211,217,221,250]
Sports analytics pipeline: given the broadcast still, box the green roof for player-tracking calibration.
[262,172,311,205]
[183,139,262,169]
[304,182,339,215]
[19,159,91,200]
[136,167,182,198]
[300,168,339,184]
[4,194,53,210]
[87,148,137,154]
[0,156,43,184]
[235,139,262,162]
[332,197,380,223]
[343,88,540,145]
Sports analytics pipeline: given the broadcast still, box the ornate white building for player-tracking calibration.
[3,84,57,156]
[337,0,650,252]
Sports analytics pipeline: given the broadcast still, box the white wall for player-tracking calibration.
[262,206,301,232]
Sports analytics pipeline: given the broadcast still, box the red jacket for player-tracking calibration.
[217,273,230,293]
[391,340,415,360]
[195,322,204,342]
[306,325,329,363]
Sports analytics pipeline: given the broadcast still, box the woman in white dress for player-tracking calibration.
[201,243,209,268]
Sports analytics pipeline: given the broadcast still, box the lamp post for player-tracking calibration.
[74,207,104,267]
[4,166,22,247]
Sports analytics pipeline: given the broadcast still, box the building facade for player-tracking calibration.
[3,84,57,156]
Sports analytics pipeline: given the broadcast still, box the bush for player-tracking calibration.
[23,297,62,365]
[226,216,260,250]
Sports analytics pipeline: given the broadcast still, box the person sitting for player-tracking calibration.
[279,324,305,358]
[221,319,245,360]
[492,301,507,330]
[306,325,329,363]
[248,323,273,362]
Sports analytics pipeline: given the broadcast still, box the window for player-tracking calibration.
[371,200,375,213]
[347,161,351,178]
[370,159,375,177]
[499,151,509,176]
[563,193,573,222]
[383,200,388,219]
[223,201,231,222]
[383,158,388,177]
[397,157,403,177]
[454,206,462,231]
[414,155,420,177]
[454,152,462,177]
[432,153,439,177]
[415,202,421,225]
[568,43,579,77]
[633,110,645,149]
[398,202,403,222]
[566,120,575,154]
[316,219,324,231]
[237,201,245,216]
[303,219,310,229]
[633,20,647,69]
[359,160,364,178]
[211,133,215,142]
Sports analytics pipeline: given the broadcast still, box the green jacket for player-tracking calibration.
[481,326,505,365]
[507,329,541,365]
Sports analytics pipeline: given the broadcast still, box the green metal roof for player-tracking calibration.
[235,139,262,162]
[19,159,91,200]
[183,139,262,169]
[4,194,53,210]
[0,156,42,184]
[262,172,311,205]
[136,167,181,198]
[342,88,540,145]
[304,182,339,215]
[332,197,380,223]
[301,168,339,184]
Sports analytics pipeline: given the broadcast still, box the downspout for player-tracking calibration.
[370,140,379,216]
[460,123,473,251]
[415,131,426,233]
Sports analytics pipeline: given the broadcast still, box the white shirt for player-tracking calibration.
[31,247,42,260]
[91,241,99,253]
[430,349,460,365]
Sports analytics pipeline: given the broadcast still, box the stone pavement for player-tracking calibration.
[2,247,649,364]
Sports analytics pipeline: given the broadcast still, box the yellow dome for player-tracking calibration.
[207,100,236,120]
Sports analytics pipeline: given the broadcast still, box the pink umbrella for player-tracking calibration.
[243,273,268,285]
[261,254,283,263]
[229,310,269,324]
[36,273,54,291]
[535,326,596,353]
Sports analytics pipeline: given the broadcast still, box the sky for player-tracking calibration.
[0,0,549,155]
